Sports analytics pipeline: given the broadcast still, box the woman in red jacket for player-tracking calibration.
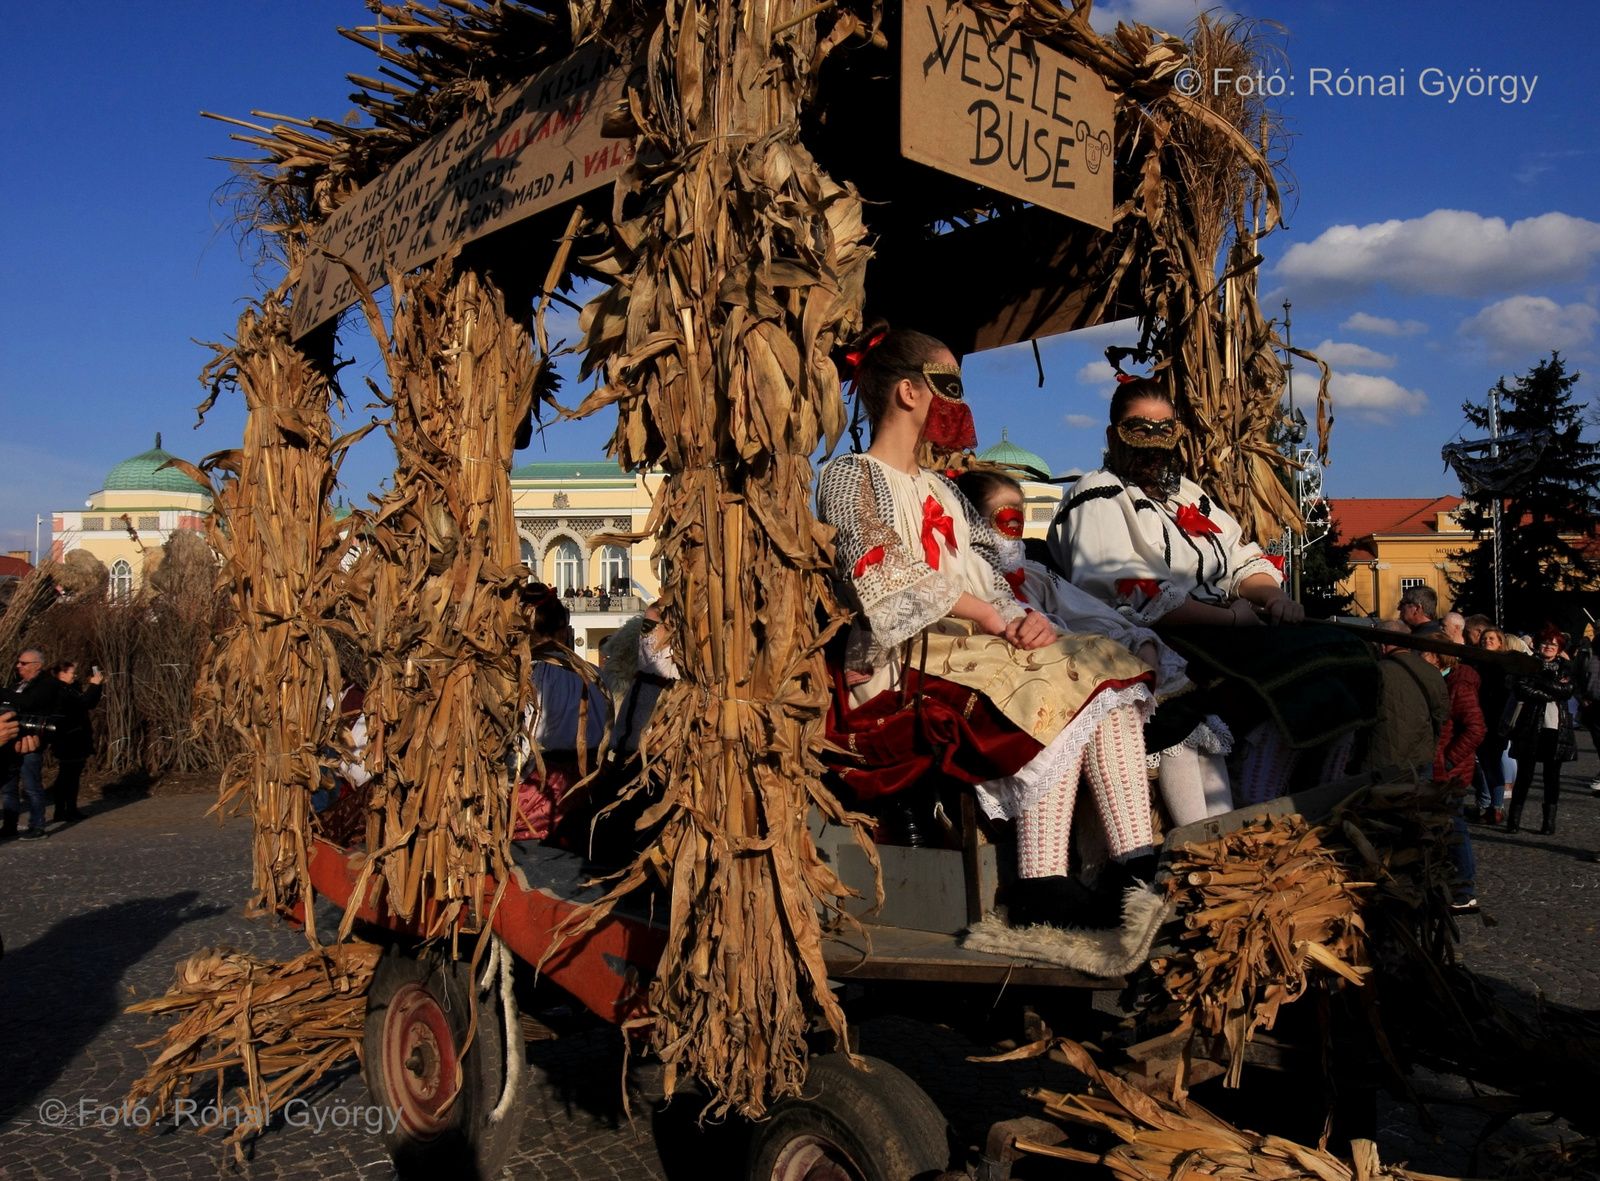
[1432,652,1486,913]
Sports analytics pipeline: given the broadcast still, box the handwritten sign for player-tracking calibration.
[292,43,640,340]
[900,2,1115,231]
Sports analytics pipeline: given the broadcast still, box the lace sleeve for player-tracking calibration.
[819,455,964,664]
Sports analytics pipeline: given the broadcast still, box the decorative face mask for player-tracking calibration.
[920,362,977,452]
[989,504,1025,539]
[1115,415,1185,450]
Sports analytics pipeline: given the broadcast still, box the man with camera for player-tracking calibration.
[2,649,61,840]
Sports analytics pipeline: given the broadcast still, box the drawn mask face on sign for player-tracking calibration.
[920,363,977,452]
[1077,122,1111,174]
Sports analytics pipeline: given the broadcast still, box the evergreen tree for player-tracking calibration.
[1298,496,1357,617]
[1448,353,1599,629]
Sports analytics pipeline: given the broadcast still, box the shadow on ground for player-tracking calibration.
[0,891,225,1126]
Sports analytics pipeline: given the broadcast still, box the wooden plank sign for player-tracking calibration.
[292,43,639,340]
[900,1,1115,232]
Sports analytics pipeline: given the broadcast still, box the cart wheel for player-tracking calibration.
[363,944,525,1179]
[748,1054,949,1181]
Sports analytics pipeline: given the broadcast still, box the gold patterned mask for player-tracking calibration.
[1115,415,1185,450]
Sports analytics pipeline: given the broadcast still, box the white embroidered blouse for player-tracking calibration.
[1047,469,1281,625]
[817,453,1024,675]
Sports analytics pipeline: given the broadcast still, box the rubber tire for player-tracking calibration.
[747,1054,950,1181]
[362,944,525,1179]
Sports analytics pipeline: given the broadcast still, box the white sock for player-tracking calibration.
[1157,745,1210,827]
[1199,752,1234,816]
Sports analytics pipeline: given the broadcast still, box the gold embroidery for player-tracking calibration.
[963,692,979,720]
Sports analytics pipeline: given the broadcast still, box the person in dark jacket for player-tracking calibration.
[1431,653,1486,911]
[1361,621,1450,773]
[1505,624,1576,835]
[1,649,66,839]
[1471,627,1516,824]
[45,660,102,823]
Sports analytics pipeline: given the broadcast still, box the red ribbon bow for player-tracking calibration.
[1263,553,1286,572]
[853,545,885,578]
[1175,503,1222,537]
[921,495,957,570]
[1116,578,1163,601]
[1003,568,1029,602]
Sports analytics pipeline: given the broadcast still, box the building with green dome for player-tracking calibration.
[975,429,1072,539]
[51,433,213,596]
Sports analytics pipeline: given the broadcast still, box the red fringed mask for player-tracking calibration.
[989,504,1025,539]
[920,362,976,452]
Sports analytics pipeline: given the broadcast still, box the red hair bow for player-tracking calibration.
[843,331,887,376]
[1114,373,1141,384]
[920,495,957,570]
[1175,503,1222,537]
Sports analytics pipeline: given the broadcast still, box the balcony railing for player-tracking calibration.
[564,594,645,614]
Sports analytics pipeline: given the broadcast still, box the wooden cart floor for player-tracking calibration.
[822,923,1124,990]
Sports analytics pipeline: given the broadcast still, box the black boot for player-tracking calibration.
[0,810,16,840]
[1008,875,1121,930]
[1540,802,1559,836]
[1505,799,1524,833]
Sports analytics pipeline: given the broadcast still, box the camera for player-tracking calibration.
[0,689,59,739]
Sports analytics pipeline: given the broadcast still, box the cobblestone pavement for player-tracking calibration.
[2,743,1597,1180]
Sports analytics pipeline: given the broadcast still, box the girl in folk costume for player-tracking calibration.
[957,470,1233,827]
[1050,377,1380,804]
[817,326,1162,931]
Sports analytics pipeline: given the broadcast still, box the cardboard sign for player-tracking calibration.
[900,2,1115,232]
[292,43,640,340]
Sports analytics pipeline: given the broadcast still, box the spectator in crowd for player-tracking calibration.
[1462,614,1492,647]
[1363,620,1449,773]
[1576,625,1600,795]
[1,649,62,840]
[1428,650,1485,913]
[45,660,102,823]
[1398,584,1442,636]
[1504,624,1575,835]
[1441,612,1466,645]
[1472,626,1515,824]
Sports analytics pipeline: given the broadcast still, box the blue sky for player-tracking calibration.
[3,0,1598,555]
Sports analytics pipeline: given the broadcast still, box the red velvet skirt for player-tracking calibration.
[822,666,1043,801]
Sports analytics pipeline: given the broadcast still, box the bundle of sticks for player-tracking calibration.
[1155,814,1372,1091]
[981,1037,1458,1181]
[126,942,382,1159]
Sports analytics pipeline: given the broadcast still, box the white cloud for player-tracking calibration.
[1311,339,1396,369]
[1327,372,1428,422]
[1340,312,1427,337]
[1276,210,1600,300]
[1457,295,1599,361]
[1064,414,1100,428]
[1088,0,1214,34]
[1076,360,1115,385]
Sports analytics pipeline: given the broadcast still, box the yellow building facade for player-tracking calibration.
[51,435,213,596]
[1330,497,1470,619]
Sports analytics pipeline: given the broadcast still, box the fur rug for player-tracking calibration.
[959,885,1170,978]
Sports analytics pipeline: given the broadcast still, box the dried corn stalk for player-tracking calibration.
[334,259,538,941]
[188,285,354,937]
[976,1036,1458,1180]
[1157,814,1372,1092]
[546,0,882,1119]
[126,942,380,1160]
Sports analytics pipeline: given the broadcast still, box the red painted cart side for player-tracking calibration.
[307,838,666,1026]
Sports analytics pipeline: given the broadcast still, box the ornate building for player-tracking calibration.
[1330,497,1469,618]
[975,430,1067,538]
[510,459,664,660]
[50,434,213,596]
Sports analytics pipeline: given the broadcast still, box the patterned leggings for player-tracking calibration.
[1015,705,1153,879]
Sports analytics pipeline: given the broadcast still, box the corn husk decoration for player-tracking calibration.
[167,0,1345,1121]
[975,1036,1459,1181]
[126,942,381,1161]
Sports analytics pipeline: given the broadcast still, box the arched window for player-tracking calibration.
[109,559,133,602]
[552,540,582,593]
[519,538,536,571]
[600,545,630,594]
